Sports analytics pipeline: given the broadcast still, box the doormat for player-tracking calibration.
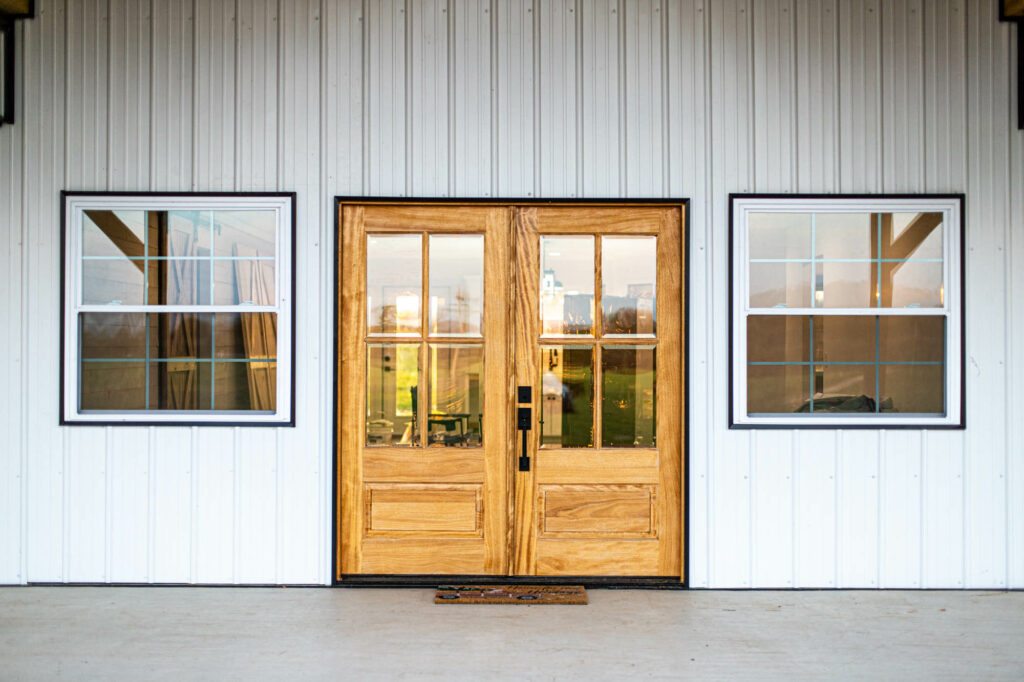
[434,585,587,605]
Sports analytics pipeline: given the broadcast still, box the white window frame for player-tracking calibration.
[730,195,964,428]
[61,192,295,425]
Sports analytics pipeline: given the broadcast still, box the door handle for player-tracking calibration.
[517,406,532,472]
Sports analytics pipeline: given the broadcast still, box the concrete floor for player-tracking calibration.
[1,588,1022,680]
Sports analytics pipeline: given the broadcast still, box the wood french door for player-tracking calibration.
[337,202,684,580]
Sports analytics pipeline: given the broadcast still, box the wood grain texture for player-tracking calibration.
[363,448,485,482]
[536,450,660,484]
[358,539,486,575]
[366,485,481,535]
[541,485,655,537]
[535,539,661,576]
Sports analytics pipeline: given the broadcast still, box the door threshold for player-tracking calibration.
[336,574,686,589]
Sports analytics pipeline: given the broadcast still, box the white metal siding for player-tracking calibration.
[0,0,1020,587]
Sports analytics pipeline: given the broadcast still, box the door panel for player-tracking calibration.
[512,206,683,577]
[339,205,512,576]
[338,202,684,580]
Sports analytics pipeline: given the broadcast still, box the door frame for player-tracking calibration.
[331,197,690,588]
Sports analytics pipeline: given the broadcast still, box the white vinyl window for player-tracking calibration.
[730,195,963,428]
[62,193,294,425]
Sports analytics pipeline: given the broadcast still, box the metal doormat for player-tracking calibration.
[434,585,588,605]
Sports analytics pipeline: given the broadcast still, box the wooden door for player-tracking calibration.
[338,202,684,580]
[338,205,513,575]
[511,206,683,576]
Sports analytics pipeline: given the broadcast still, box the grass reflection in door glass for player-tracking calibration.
[540,346,593,448]
[601,346,656,447]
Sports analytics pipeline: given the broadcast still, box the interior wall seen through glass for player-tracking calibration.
[367,234,421,335]
[428,235,483,336]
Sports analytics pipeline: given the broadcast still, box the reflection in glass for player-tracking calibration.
[541,236,594,336]
[879,316,944,362]
[747,364,809,414]
[602,237,656,336]
[213,259,275,305]
[429,235,483,336]
[367,235,422,335]
[83,258,146,305]
[748,212,811,260]
[366,344,419,445]
[880,364,944,414]
[212,211,277,257]
[815,316,875,363]
[80,362,147,411]
[815,213,873,259]
[747,316,809,363]
[81,313,147,359]
[818,261,873,308]
[83,210,147,258]
[428,344,483,447]
[888,261,943,308]
[808,364,876,412]
[601,346,656,447]
[749,262,811,308]
[540,346,593,447]
[890,212,943,259]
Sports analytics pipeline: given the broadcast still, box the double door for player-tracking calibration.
[337,203,684,579]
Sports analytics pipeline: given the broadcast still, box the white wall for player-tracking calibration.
[0,0,1020,587]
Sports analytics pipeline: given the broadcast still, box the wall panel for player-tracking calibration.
[0,0,1021,587]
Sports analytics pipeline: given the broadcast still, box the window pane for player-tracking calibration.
[747,364,809,414]
[366,344,419,445]
[888,261,943,308]
[162,211,212,254]
[83,210,147,258]
[81,313,147,359]
[213,259,275,305]
[749,262,811,308]
[155,360,213,411]
[82,258,146,305]
[879,316,944,362]
[816,316,875,362]
[813,365,876,412]
[428,235,483,336]
[601,236,656,336]
[880,364,944,414]
[747,315,809,363]
[367,235,422,335]
[601,346,656,447]
[148,313,214,360]
[80,362,147,411]
[748,212,811,260]
[891,212,943,259]
[212,211,277,258]
[214,360,276,411]
[150,258,209,305]
[540,345,594,447]
[428,344,483,447]
[541,236,594,336]
[817,261,873,308]
[214,313,277,360]
[815,213,873,259]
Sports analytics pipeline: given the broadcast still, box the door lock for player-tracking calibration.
[517,406,532,472]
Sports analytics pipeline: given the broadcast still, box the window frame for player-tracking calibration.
[729,193,965,429]
[60,191,297,426]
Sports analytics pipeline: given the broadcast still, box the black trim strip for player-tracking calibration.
[59,191,298,427]
[337,574,686,590]
[727,193,967,430]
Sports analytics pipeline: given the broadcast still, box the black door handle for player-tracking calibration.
[517,406,531,472]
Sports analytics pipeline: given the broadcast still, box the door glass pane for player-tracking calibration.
[601,236,656,336]
[428,344,483,447]
[540,236,594,336]
[367,235,422,336]
[601,346,656,447]
[366,344,420,446]
[540,345,594,447]
[428,235,484,336]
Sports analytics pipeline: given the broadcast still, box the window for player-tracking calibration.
[730,195,964,428]
[61,192,295,425]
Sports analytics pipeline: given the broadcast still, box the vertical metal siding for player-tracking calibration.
[0,0,1021,587]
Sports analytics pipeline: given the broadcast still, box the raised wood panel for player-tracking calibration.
[535,450,660,484]
[362,448,485,482]
[365,485,481,536]
[535,539,661,576]
[540,485,655,537]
